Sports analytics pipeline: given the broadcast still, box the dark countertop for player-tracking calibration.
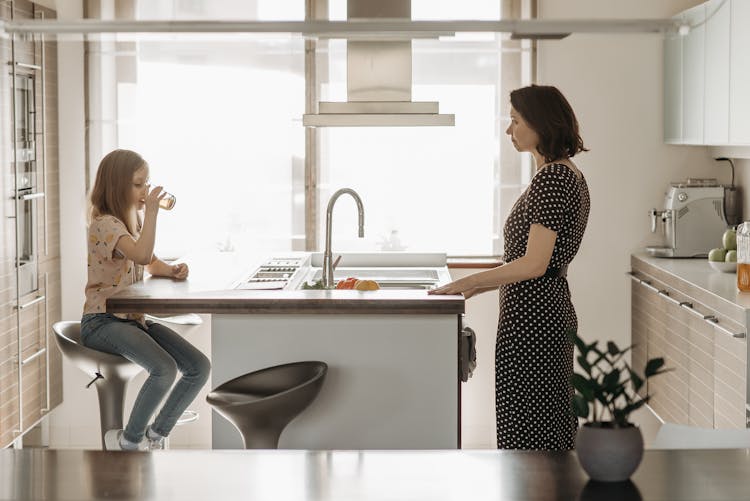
[2,448,749,501]
[106,250,464,315]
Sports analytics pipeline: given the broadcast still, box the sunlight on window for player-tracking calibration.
[125,0,512,258]
[132,60,304,257]
[320,85,496,255]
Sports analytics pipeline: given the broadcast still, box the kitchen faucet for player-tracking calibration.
[322,188,365,288]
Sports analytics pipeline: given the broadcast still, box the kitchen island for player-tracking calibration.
[107,251,465,449]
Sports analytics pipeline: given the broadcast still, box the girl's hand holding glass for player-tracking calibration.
[144,185,166,212]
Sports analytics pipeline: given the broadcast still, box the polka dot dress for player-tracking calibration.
[495,163,590,450]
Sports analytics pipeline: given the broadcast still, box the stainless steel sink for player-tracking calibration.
[296,267,443,290]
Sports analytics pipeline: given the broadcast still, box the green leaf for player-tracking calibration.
[577,355,592,374]
[607,341,620,356]
[618,399,649,420]
[602,368,622,393]
[645,357,666,378]
[572,393,590,419]
[630,371,644,392]
[612,409,631,427]
[569,329,588,355]
[571,373,595,400]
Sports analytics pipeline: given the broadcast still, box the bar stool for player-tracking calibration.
[52,321,144,449]
[206,361,328,449]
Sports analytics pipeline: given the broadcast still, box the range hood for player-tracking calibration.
[302,0,454,127]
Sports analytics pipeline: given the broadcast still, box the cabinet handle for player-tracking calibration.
[14,61,41,71]
[678,301,714,320]
[42,272,50,412]
[21,347,46,366]
[639,279,660,294]
[18,191,44,201]
[657,289,683,306]
[705,316,746,339]
[15,295,45,310]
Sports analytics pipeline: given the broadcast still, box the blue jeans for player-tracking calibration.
[81,313,211,444]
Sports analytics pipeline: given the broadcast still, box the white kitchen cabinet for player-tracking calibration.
[730,0,750,145]
[665,0,750,147]
[630,254,750,430]
[664,33,683,144]
[704,0,731,145]
[681,4,706,145]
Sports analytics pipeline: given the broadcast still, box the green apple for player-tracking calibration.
[726,250,737,262]
[722,229,737,251]
[708,248,727,262]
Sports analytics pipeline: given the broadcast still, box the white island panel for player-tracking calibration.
[211,313,460,450]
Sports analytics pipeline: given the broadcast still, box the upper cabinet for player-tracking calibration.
[705,0,730,144]
[665,0,749,146]
[729,0,750,145]
[664,32,683,143]
[682,3,705,145]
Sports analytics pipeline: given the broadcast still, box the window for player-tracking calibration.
[318,39,501,255]
[89,0,531,258]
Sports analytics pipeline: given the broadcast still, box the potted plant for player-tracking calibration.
[569,329,669,482]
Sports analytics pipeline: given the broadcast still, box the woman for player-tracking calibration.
[81,149,211,451]
[430,85,590,450]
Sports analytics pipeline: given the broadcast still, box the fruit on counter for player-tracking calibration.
[334,277,380,290]
[722,228,737,251]
[354,279,380,291]
[726,249,737,262]
[335,277,359,290]
[708,248,727,262]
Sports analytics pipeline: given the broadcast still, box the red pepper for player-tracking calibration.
[336,277,358,289]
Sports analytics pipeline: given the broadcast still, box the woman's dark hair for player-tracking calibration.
[510,84,588,163]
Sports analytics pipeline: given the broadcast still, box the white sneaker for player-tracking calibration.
[104,429,124,451]
[147,437,166,450]
[146,426,166,450]
[104,429,145,451]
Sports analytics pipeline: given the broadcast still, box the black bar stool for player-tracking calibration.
[206,361,328,449]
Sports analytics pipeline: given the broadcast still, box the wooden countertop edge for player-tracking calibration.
[107,295,465,315]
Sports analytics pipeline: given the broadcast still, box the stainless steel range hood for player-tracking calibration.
[302,0,454,127]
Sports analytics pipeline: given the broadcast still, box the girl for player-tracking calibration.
[430,85,590,450]
[81,149,211,451]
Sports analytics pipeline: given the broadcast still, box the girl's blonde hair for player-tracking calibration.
[89,149,148,235]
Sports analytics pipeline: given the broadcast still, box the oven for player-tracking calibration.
[14,72,41,298]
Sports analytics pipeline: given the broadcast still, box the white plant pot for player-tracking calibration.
[575,423,644,482]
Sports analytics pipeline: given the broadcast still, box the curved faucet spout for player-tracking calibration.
[323,188,365,288]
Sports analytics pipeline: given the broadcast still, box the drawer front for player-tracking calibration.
[630,268,748,429]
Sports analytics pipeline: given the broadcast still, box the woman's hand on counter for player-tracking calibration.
[429,276,477,296]
[429,273,500,299]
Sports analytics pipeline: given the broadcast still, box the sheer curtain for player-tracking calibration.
[85,0,532,258]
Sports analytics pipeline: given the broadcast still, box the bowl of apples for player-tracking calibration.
[708,229,737,273]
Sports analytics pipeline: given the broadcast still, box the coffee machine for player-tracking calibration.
[647,178,729,258]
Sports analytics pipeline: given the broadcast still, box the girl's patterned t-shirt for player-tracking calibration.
[83,215,145,325]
